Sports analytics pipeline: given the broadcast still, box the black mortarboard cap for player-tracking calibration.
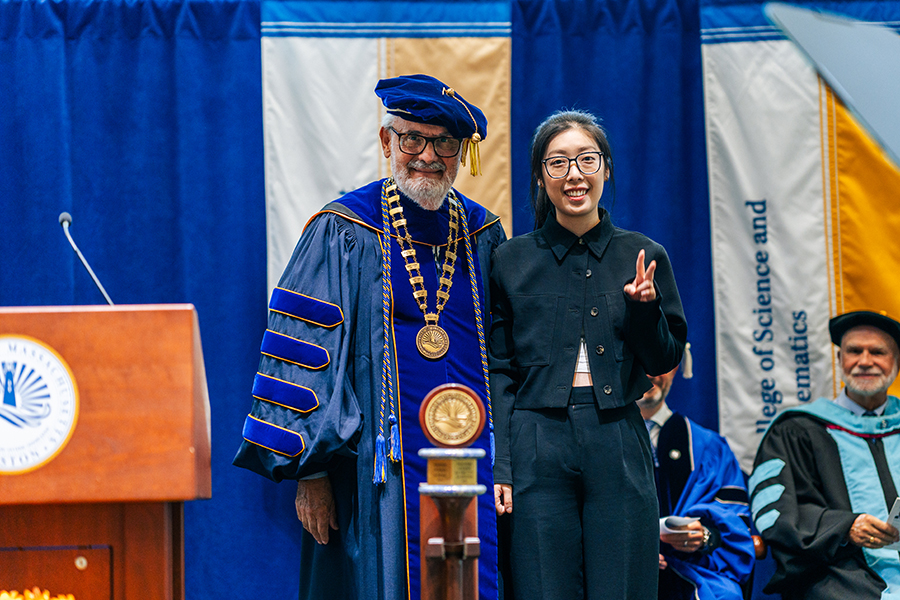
[829,310,900,349]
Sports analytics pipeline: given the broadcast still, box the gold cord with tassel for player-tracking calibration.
[443,87,483,177]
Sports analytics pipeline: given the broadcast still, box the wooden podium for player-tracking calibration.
[0,305,211,599]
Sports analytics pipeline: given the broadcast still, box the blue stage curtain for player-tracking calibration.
[511,0,717,432]
[1,0,720,596]
[0,1,288,597]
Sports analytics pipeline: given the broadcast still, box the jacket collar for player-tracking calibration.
[540,208,614,262]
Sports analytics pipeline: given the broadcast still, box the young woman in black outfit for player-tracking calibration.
[489,110,688,600]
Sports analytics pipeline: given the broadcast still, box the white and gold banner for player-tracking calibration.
[702,5,900,470]
[261,1,512,289]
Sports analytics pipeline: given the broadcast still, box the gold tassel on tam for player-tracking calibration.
[461,135,483,177]
[466,134,482,176]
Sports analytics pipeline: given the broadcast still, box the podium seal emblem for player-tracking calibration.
[419,383,485,448]
[0,335,79,474]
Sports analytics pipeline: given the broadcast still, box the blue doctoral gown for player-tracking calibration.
[233,179,506,600]
[657,412,755,600]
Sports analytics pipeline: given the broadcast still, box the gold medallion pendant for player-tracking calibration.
[416,324,449,359]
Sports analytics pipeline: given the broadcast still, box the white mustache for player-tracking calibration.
[851,368,884,376]
[408,160,446,173]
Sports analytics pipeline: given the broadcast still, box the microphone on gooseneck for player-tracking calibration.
[58,212,115,306]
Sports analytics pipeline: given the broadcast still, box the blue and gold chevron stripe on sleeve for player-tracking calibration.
[252,372,319,413]
[269,287,343,328]
[242,415,306,457]
[260,329,329,370]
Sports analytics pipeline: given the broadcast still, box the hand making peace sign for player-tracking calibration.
[624,249,657,302]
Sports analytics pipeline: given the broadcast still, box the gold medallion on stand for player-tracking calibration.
[419,383,485,448]
[416,324,449,359]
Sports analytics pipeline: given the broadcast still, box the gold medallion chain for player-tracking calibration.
[385,178,459,359]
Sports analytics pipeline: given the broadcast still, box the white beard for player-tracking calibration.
[842,362,899,397]
[392,157,458,211]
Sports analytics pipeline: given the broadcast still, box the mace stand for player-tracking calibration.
[419,447,486,600]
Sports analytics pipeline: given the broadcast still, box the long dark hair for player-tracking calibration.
[529,110,615,230]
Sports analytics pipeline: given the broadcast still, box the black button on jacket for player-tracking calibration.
[489,210,688,484]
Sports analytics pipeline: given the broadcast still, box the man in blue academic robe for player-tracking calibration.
[750,310,900,600]
[639,366,755,600]
[233,74,505,600]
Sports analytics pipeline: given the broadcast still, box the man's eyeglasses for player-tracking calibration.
[389,127,462,158]
[542,151,604,179]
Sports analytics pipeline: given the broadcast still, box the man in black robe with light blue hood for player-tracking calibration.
[233,74,505,600]
[750,310,900,599]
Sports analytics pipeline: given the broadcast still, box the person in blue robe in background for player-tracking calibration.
[638,364,754,600]
[233,74,506,600]
[750,310,900,600]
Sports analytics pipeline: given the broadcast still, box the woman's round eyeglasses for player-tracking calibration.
[542,151,604,179]
[390,127,462,158]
